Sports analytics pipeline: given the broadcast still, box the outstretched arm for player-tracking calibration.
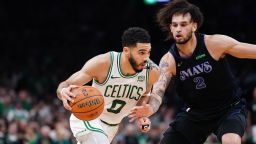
[129,53,175,119]
[149,53,174,113]
[206,35,256,59]
[226,42,256,59]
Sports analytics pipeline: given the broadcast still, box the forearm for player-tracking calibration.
[56,81,69,100]
[149,93,162,114]
[147,53,173,114]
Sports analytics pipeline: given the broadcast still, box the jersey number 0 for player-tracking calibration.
[107,99,126,114]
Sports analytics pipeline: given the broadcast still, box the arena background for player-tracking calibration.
[1,0,256,143]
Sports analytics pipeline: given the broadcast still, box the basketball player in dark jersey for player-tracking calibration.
[129,0,256,144]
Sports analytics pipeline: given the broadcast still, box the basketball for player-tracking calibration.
[69,86,104,121]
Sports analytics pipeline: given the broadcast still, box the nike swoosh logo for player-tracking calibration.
[111,76,121,79]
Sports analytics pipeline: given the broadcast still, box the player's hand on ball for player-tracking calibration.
[128,102,154,122]
[136,117,151,133]
[60,85,78,110]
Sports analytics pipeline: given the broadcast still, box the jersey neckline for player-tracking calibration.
[117,52,139,78]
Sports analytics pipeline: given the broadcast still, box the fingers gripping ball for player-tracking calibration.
[70,86,104,121]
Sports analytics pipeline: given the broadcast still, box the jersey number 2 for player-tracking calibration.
[193,76,206,89]
[107,99,126,114]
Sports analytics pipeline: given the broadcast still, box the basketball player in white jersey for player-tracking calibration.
[56,27,160,144]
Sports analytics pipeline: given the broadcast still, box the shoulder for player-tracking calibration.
[88,52,112,68]
[147,59,159,71]
[161,52,176,64]
[205,34,238,47]
[147,59,160,82]
[92,52,112,65]
[81,52,112,75]
[204,34,239,59]
[159,52,176,75]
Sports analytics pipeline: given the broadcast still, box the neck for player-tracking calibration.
[176,33,197,58]
[120,53,136,76]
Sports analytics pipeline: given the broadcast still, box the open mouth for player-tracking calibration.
[176,34,182,39]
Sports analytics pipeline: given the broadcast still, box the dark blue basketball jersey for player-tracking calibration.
[169,33,241,113]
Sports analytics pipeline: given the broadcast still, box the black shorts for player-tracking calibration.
[160,99,247,144]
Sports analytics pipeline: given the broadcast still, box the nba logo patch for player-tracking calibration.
[137,76,145,82]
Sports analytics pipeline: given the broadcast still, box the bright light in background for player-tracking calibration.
[144,0,157,5]
[144,0,170,5]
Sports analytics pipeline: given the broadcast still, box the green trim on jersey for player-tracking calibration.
[117,52,139,78]
[146,62,150,89]
[83,121,108,137]
[93,51,114,85]
[100,119,119,126]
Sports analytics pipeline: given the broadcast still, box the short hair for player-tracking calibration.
[122,27,151,47]
[156,0,204,40]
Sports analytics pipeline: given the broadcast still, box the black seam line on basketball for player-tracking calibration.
[72,101,104,113]
[70,95,102,107]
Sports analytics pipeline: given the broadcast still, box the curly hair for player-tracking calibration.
[122,27,151,47]
[156,0,203,40]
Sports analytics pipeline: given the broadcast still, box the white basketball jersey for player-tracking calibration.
[92,51,150,124]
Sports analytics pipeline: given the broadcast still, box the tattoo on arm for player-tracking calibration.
[150,58,172,113]
[147,59,160,71]
[149,96,162,113]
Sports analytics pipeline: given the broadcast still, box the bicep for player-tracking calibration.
[226,42,256,59]
[65,53,109,85]
[209,35,256,59]
[152,54,174,98]
[65,70,93,86]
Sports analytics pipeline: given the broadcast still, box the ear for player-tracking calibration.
[123,47,130,55]
[192,23,198,32]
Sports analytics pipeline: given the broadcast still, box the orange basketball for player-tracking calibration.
[70,86,104,121]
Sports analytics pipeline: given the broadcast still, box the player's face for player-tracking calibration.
[129,43,151,72]
[170,13,197,44]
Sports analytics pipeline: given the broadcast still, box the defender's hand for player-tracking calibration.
[136,117,151,133]
[60,85,78,110]
[128,102,154,122]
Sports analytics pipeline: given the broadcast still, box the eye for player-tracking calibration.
[180,23,188,27]
[139,51,151,56]
[139,51,146,55]
[171,24,178,27]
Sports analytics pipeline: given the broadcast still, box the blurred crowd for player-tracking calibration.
[0,82,172,144]
[0,87,72,144]
[0,62,256,144]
